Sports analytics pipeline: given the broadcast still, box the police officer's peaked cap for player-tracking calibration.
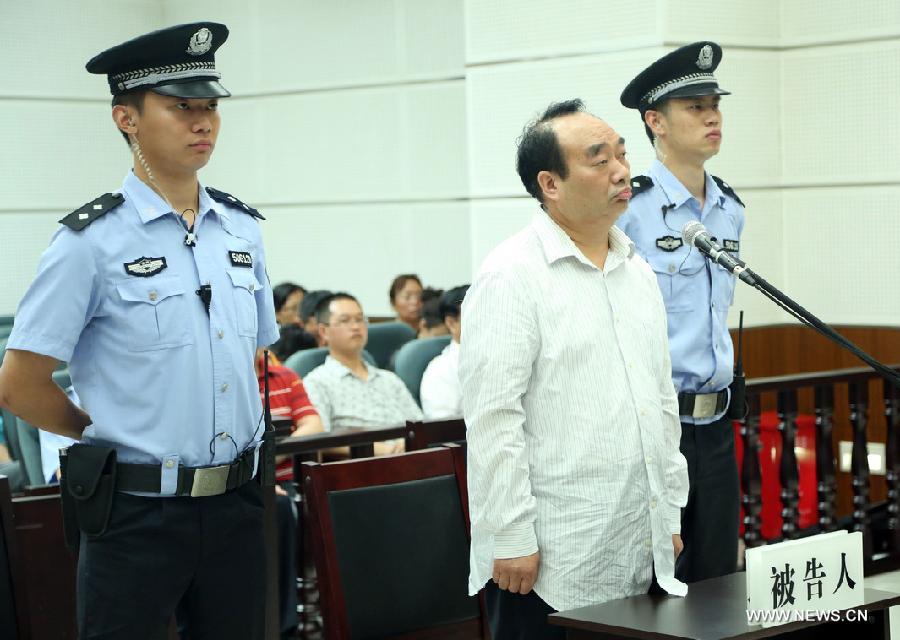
[620,41,730,110]
[86,22,230,98]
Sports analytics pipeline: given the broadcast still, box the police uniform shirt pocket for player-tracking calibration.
[711,260,737,310]
[227,269,261,337]
[115,276,192,351]
[710,215,741,310]
[645,251,705,313]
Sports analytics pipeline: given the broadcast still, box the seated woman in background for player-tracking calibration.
[389,273,423,332]
[418,287,449,338]
[272,281,306,326]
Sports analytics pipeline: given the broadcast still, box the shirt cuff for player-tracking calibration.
[666,505,682,535]
[494,521,538,559]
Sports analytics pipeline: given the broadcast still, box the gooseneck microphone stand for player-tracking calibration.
[685,226,900,388]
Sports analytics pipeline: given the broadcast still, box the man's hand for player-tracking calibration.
[672,534,683,560]
[492,552,540,595]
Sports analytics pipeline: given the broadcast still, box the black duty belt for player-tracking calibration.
[115,447,257,497]
[678,390,729,419]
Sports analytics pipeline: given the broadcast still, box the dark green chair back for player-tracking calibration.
[365,322,416,370]
[393,337,452,405]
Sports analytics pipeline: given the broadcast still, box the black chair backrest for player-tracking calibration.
[330,475,477,637]
[304,446,481,639]
[10,491,77,638]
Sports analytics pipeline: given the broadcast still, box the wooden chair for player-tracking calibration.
[405,419,467,452]
[0,475,27,639]
[10,489,78,639]
[302,445,484,639]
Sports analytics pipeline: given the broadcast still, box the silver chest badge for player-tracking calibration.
[696,45,713,70]
[186,28,213,56]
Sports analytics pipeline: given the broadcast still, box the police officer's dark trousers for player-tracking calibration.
[76,480,265,640]
[675,413,740,583]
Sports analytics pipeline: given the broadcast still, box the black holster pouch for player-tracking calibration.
[257,430,276,488]
[729,374,747,420]
[59,444,117,548]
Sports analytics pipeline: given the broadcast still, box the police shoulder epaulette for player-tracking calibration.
[629,175,654,197]
[206,187,265,220]
[59,193,125,231]
[712,176,745,207]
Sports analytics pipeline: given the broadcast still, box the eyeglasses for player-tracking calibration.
[326,315,367,328]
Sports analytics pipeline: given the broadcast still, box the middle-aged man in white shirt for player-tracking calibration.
[460,99,689,639]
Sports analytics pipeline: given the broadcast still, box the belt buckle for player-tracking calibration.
[190,464,230,497]
[693,393,719,419]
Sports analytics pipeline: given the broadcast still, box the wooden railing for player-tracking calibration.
[739,365,900,573]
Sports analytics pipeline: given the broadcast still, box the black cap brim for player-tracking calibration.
[152,80,231,99]
[662,84,730,101]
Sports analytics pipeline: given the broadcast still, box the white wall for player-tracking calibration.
[1,1,898,327]
[161,0,470,317]
[0,0,163,316]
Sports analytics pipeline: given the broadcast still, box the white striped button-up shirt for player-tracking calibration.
[460,212,689,612]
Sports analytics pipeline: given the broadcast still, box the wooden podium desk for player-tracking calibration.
[549,572,900,639]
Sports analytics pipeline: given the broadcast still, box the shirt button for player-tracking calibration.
[646,456,653,464]
[249,284,255,292]
[219,432,229,440]
[165,460,175,469]
[217,330,224,339]
[650,499,658,509]
[645,539,652,549]
[668,264,676,274]
[148,291,158,302]
[221,383,229,392]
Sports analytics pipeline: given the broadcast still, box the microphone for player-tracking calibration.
[682,221,756,285]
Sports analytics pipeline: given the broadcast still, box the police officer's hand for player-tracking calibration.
[673,534,684,560]
[493,551,540,595]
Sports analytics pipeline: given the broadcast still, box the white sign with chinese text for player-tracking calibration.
[745,530,864,627]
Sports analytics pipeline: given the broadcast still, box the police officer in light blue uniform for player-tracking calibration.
[0,22,278,639]
[616,42,745,584]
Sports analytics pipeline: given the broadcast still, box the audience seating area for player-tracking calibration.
[2,298,898,639]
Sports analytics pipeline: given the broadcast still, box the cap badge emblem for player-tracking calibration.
[186,27,213,56]
[696,45,713,70]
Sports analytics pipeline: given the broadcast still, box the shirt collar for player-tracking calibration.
[324,354,378,380]
[648,159,727,211]
[123,171,218,225]
[532,211,635,269]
